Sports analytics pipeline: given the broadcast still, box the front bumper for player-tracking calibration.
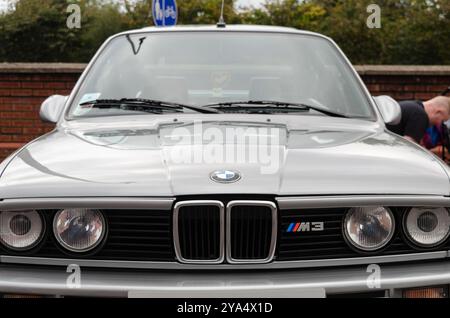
[1,260,450,297]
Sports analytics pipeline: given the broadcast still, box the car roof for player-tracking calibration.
[115,24,331,40]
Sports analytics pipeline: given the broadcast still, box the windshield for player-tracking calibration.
[68,31,375,119]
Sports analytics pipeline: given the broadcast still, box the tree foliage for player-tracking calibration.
[0,0,448,64]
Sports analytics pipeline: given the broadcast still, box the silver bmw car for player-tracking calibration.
[1,25,450,298]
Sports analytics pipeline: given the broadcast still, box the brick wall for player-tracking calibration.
[0,63,83,161]
[0,63,450,162]
[358,65,450,101]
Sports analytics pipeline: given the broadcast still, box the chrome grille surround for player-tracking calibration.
[173,200,225,264]
[226,201,277,264]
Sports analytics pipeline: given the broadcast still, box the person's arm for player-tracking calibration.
[429,146,450,163]
[430,146,445,156]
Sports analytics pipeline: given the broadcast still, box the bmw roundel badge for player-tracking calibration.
[210,170,241,183]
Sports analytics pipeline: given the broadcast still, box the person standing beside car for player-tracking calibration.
[386,96,450,143]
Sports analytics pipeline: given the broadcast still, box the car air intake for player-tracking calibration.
[227,201,277,263]
[174,201,224,263]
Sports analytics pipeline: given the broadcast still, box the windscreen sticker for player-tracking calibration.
[73,93,102,116]
[79,93,101,105]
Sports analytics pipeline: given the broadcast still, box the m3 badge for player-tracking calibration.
[287,221,324,233]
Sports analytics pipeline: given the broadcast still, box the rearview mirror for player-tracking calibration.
[373,95,401,125]
[40,95,67,123]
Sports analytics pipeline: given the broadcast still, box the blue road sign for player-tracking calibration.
[152,0,178,27]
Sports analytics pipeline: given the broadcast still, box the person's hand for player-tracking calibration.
[429,146,450,163]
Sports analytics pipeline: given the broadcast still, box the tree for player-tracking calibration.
[242,0,326,30]
[0,0,448,64]
[0,0,84,62]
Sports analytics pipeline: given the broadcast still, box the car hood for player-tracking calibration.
[1,115,449,198]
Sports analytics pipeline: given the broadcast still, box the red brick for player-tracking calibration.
[0,82,21,88]
[1,97,45,104]
[52,75,80,82]
[12,105,35,111]
[32,89,58,97]
[0,120,13,127]
[424,76,450,84]
[426,85,448,93]
[379,84,403,92]
[31,74,58,81]
[0,97,27,104]
[404,85,427,92]
[10,120,34,127]
[365,84,380,92]
[10,89,33,97]
[66,82,77,89]
[0,89,11,96]
[0,75,25,81]
[12,135,34,142]
[0,104,35,111]
[1,127,22,134]
[392,92,415,100]
[43,82,66,89]
[0,111,34,119]
[0,135,12,142]
[414,93,436,101]
[22,127,44,134]
[0,142,24,149]
[54,89,71,95]
[21,82,43,89]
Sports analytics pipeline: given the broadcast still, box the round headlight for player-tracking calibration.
[344,207,395,251]
[53,209,106,252]
[0,210,44,250]
[404,207,450,247]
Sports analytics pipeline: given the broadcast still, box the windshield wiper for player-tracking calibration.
[80,98,219,114]
[204,100,349,118]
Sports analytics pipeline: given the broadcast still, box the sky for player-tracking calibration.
[236,0,265,8]
[0,0,7,12]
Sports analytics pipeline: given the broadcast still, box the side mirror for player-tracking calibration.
[373,95,401,125]
[40,95,67,123]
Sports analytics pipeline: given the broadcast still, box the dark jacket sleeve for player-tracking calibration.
[403,111,429,143]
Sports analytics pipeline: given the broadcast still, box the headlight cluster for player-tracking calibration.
[53,209,106,252]
[0,210,44,250]
[0,209,106,252]
[344,206,450,251]
[404,207,450,247]
[344,207,395,251]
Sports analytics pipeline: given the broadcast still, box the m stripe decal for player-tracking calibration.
[287,223,295,232]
